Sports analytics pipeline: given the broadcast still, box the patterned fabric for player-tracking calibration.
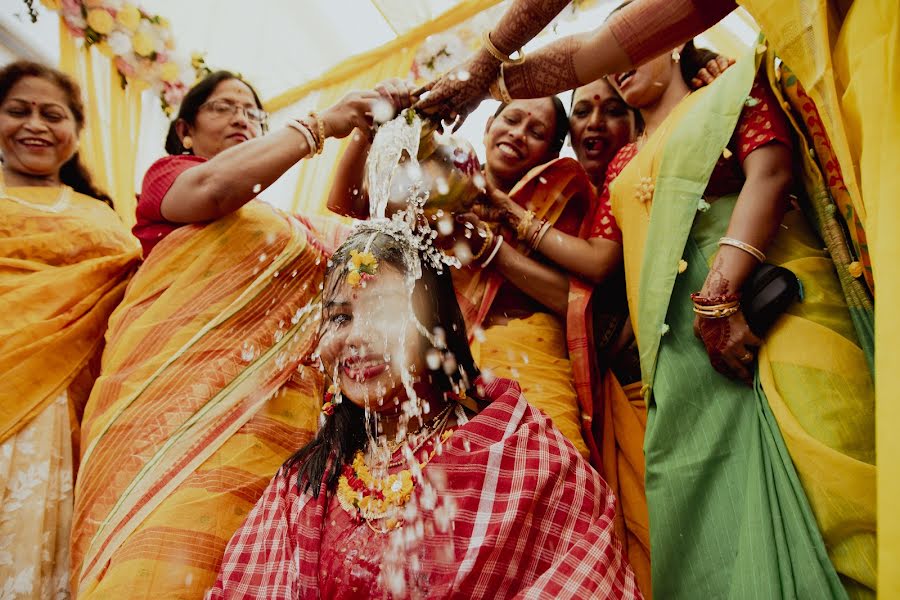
[133,155,206,256]
[591,75,791,244]
[0,395,73,600]
[208,377,641,599]
[71,202,328,599]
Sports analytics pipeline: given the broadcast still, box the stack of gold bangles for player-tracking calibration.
[484,31,524,104]
[691,292,741,319]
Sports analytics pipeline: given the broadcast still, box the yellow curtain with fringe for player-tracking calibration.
[58,17,143,228]
[266,0,505,217]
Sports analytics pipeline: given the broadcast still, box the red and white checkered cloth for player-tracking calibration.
[207,377,641,599]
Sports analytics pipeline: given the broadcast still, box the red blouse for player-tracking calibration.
[590,77,793,244]
[133,154,206,257]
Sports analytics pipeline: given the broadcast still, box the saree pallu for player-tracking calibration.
[453,158,604,464]
[209,377,641,599]
[611,48,873,598]
[737,4,899,591]
[0,188,139,597]
[71,202,327,599]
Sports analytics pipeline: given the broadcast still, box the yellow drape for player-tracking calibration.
[737,1,899,594]
[58,17,143,228]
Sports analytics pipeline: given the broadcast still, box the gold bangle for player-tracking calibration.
[718,236,765,262]
[516,209,535,240]
[471,228,494,262]
[482,31,526,65]
[497,64,513,104]
[692,305,740,319]
[309,111,326,155]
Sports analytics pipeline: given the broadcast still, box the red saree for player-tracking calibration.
[208,377,640,599]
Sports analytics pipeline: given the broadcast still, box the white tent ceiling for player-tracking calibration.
[0,0,758,210]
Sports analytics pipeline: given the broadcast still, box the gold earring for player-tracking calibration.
[182,135,193,150]
[671,49,681,63]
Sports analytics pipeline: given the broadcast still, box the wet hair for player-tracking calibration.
[0,60,112,207]
[492,96,569,154]
[285,229,480,497]
[164,70,266,155]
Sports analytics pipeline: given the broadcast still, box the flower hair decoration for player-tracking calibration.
[346,249,378,288]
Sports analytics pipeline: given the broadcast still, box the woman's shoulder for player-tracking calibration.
[142,154,206,186]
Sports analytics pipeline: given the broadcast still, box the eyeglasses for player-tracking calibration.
[199,99,268,124]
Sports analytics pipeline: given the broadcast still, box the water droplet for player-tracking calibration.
[258,253,267,262]
[437,216,454,236]
[457,70,471,81]
[273,270,280,278]
[252,183,262,194]
[473,326,487,343]
[435,177,449,196]
[240,342,256,363]
[372,98,396,125]
[425,349,441,370]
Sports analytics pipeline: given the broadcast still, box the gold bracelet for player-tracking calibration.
[497,64,513,104]
[516,209,535,240]
[718,236,765,262]
[692,304,740,319]
[309,111,326,155]
[482,31,526,65]
[471,228,494,262]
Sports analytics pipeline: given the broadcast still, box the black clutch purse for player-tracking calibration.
[741,263,802,336]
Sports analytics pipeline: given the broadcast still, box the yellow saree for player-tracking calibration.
[737,1,899,592]
[70,202,327,598]
[454,158,597,460]
[0,183,139,598]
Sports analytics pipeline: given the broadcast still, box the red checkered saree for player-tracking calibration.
[208,377,641,599]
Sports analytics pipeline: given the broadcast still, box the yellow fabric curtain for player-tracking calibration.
[58,17,143,227]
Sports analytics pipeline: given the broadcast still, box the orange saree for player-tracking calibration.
[70,202,329,599]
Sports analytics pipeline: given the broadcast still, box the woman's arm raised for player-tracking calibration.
[161,90,381,224]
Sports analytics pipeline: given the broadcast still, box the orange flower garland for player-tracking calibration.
[336,430,453,530]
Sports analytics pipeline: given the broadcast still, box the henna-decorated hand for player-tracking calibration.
[414,50,499,131]
[694,310,763,385]
[472,179,517,225]
[691,56,736,89]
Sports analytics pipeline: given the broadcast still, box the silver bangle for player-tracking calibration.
[286,119,317,155]
[718,236,765,262]
[481,235,504,268]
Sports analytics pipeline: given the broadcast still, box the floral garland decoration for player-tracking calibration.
[346,249,378,288]
[30,0,194,116]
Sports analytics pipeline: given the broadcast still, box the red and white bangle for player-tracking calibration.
[286,119,318,155]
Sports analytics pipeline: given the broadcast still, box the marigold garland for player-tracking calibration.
[336,430,453,528]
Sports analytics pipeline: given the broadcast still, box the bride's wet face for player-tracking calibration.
[318,264,428,411]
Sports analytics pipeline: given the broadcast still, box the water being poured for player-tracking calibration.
[365,112,423,221]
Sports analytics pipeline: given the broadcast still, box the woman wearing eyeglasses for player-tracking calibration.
[70,71,411,599]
